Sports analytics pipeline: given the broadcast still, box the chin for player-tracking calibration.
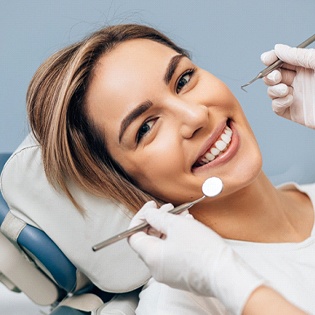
[231,159,263,191]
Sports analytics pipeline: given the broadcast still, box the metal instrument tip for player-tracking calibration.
[241,84,249,92]
[241,76,260,92]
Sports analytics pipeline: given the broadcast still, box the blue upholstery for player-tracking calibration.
[0,153,77,292]
[0,153,13,224]
[50,306,89,315]
[0,192,8,226]
[18,225,77,292]
[0,153,11,171]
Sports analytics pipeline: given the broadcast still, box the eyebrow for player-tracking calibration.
[164,54,185,85]
[119,100,153,143]
[119,54,185,143]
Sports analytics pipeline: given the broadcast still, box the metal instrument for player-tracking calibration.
[241,34,315,91]
[92,177,223,251]
[92,196,206,251]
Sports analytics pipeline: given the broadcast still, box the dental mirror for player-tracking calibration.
[202,176,223,197]
[92,176,223,251]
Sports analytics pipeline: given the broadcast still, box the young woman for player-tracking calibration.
[128,44,315,315]
[26,24,315,314]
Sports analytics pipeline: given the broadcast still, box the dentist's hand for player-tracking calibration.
[128,202,265,315]
[261,44,315,129]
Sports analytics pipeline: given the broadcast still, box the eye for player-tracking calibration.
[136,119,155,143]
[176,69,195,93]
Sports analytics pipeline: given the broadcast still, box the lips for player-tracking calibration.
[193,122,233,168]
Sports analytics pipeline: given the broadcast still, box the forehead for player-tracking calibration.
[85,39,179,136]
[92,38,178,92]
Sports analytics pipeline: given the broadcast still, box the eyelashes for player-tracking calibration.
[176,68,196,93]
[136,119,156,143]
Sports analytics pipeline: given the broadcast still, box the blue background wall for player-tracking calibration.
[1,1,315,184]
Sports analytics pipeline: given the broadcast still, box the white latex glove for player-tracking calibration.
[128,202,265,315]
[261,44,315,129]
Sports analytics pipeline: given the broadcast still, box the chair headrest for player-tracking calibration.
[0,134,150,293]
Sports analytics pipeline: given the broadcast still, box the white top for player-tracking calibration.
[136,182,315,314]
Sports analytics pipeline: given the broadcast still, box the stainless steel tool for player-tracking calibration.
[92,177,223,251]
[241,34,315,91]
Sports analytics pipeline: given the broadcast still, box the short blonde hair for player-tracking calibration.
[27,24,189,212]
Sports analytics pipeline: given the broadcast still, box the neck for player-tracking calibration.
[190,172,313,243]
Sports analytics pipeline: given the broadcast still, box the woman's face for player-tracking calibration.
[86,39,262,205]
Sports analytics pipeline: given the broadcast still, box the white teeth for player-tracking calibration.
[215,140,227,151]
[197,125,233,166]
[210,147,220,156]
[225,128,232,137]
[221,133,231,144]
[201,158,209,164]
[205,152,215,161]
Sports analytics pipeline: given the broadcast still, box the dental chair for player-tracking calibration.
[0,160,98,314]
[1,153,84,314]
[0,134,150,314]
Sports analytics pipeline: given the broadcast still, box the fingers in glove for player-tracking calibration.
[275,44,315,69]
[159,203,174,213]
[142,207,183,237]
[145,203,174,238]
[263,70,281,86]
[128,230,162,259]
[267,83,289,99]
[264,68,296,88]
[277,68,296,86]
[185,212,194,220]
[129,200,158,229]
[147,226,164,238]
[272,94,293,116]
[261,50,278,66]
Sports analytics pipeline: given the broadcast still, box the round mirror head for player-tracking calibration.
[202,177,223,197]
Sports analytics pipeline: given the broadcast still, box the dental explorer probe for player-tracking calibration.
[92,177,223,251]
[241,33,315,91]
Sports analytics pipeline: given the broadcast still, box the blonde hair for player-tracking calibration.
[27,24,189,212]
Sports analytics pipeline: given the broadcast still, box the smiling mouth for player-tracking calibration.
[193,123,233,168]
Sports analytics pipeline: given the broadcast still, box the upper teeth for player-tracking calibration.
[199,126,232,165]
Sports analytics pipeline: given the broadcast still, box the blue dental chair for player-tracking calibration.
[0,152,106,314]
[0,149,144,315]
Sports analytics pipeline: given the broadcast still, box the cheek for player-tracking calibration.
[196,72,238,108]
[119,142,184,197]
[125,148,181,182]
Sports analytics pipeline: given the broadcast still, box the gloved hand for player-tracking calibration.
[261,44,315,129]
[128,202,265,315]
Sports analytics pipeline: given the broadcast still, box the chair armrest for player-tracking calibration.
[0,232,59,305]
[18,224,77,292]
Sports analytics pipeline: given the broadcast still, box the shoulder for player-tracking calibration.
[278,182,315,210]
[277,182,315,195]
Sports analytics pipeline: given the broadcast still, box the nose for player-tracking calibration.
[172,100,209,139]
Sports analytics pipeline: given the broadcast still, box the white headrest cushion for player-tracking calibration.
[0,133,150,293]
